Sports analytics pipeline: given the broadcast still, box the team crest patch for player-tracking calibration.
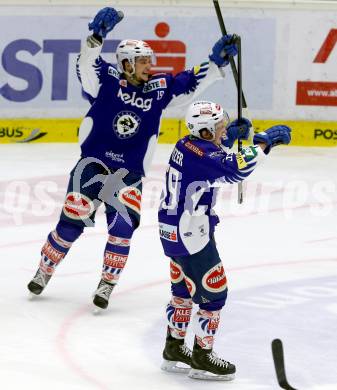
[170,260,184,283]
[202,263,227,293]
[63,192,94,220]
[113,111,141,139]
[118,186,142,214]
[184,275,196,297]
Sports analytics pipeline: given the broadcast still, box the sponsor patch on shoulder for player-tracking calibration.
[143,78,167,93]
[184,141,204,157]
[108,66,120,79]
[209,151,224,158]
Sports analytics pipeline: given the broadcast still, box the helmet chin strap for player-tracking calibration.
[124,61,143,85]
[124,64,135,77]
[199,128,215,141]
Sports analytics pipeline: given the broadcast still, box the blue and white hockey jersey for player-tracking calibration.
[76,40,225,176]
[158,136,266,257]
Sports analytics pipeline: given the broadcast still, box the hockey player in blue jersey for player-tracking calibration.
[158,101,291,380]
[27,7,239,310]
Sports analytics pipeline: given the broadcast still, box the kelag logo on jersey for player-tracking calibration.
[113,111,141,139]
[117,88,153,112]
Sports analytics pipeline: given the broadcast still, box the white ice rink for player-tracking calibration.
[0,143,336,390]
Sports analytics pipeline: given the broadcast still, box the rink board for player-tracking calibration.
[0,118,337,146]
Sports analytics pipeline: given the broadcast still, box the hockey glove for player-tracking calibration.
[253,125,291,154]
[209,35,238,67]
[222,118,251,148]
[88,7,123,38]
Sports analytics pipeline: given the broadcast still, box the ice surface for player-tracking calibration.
[0,143,336,389]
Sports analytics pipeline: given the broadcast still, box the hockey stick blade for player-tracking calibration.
[272,339,298,390]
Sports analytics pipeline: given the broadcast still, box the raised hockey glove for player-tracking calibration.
[222,118,251,148]
[253,125,291,154]
[88,7,123,38]
[209,34,238,67]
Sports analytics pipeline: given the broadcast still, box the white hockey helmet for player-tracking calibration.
[185,101,230,139]
[116,39,154,74]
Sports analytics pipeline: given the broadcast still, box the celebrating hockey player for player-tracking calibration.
[27,7,239,310]
[158,101,291,380]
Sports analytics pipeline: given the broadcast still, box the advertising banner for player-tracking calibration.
[0,5,337,145]
[0,9,275,118]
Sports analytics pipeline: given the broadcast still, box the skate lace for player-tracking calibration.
[207,352,229,368]
[179,344,192,358]
[96,282,114,299]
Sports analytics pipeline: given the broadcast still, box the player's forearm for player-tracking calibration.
[194,60,225,96]
[76,35,104,99]
[87,34,103,48]
[168,61,224,109]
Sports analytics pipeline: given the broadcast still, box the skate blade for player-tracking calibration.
[161,359,191,373]
[28,292,38,300]
[188,369,235,381]
[92,306,104,315]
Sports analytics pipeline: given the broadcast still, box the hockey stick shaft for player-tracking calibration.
[237,36,243,204]
[213,0,247,108]
[213,0,244,203]
[272,339,298,390]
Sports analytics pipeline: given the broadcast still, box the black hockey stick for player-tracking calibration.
[272,339,298,390]
[236,35,243,204]
[212,0,247,108]
[212,0,245,203]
